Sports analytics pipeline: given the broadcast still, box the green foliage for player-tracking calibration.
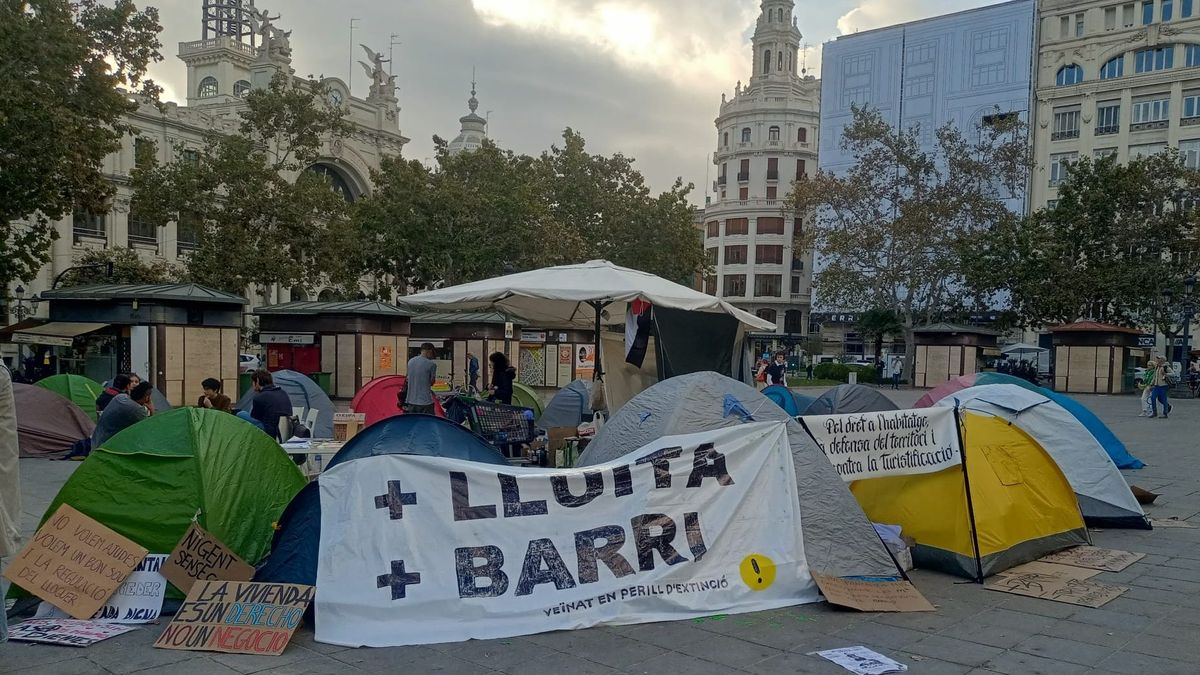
[0,0,162,294]
[63,247,178,287]
[962,153,1200,332]
[813,362,877,384]
[131,73,352,294]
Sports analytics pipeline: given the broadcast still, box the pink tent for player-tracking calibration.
[14,383,94,458]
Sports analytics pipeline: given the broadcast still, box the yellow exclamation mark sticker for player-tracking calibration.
[739,554,777,591]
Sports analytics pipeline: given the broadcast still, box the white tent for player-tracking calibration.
[936,384,1148,529]
[1001,342,1048,355]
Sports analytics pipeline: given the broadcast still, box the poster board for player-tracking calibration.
[813,575,934,613]
[8,619,135,647]
[2,504,148,620]
[36,554,169,623]
[161,522,255,594]
[155,580,314,656]
[379,345,393,371]
[575,344,595,381]
[557,345,574,384]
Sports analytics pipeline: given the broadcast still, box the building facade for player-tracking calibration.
[5,2,408,327]
[704,0,819,342]
[447,78,489,155]
[1032,0,1200,209]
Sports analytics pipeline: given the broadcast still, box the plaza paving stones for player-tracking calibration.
[3,389,1198,673]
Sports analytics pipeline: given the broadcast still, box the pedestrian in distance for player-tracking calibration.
[891,357,903,390]
[1149,355,1173,419]
[467,351,480,394]
[765,352,788,387]
[405,343,438,415]
[488,351,516,405]
[1139,359,1155,417]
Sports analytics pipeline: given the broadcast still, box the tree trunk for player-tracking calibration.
[903,325,916,390]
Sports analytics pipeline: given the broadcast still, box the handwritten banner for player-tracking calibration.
[37,554,169,623]
[802,407,962,481]
[314,423,820,647]
[7,619,135,647]
[161,523,255,594]
[154,580,314,656]
[2,504,148,620]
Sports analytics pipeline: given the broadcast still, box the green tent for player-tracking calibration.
[12,408,305,599]
[35,373,103,421]
[512,382,544,417]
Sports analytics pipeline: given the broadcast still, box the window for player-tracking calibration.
[768,126,780,141]
[1164,0,1175,20]
[180,148,200,165]
[233,80,252,97]
[739,158,750,181]
[134,137,153,168]
[1132,96,1170,125]
[724,245,747,264]
[763,49,771,75]
[1096,102,1121,135]
[796,159,806,178]
[1100,55,1124,79]
[797,127,807,143]
[756,245,784,264]
[766,186,777,200]
[842,85,871,107]
[790,276,801,294]
[754,274,782,297]
[197,76,218,98]
[706,220,719,237]
[722,132,728,147]
[1047,199,1059,209]
[1131,142,1167,157]
[1185,0,1194,17]
[1106,6,1117,29]
[1049,152,1078,186]
[1180,139,1200,168]
[723,274,746,297]
[784,310,803,333]
[1056,64,1084,85]
[756,308,777,324]
[1135,46,1174,73]
[1143,0,1154,24]
[1052,106,1081,140]
[704,276,717,295]
[1060,15,1071,37]
[1076,12,1086,35]
[778,51,784,71]
[1124,2,1136,26]
[1094,147,1118,159]
[128,201,156,246]
[741,127,751,143]
[738,187,748,200]
[757,217,785,235]
[1184,92,1200,119]
[72,206,106,242]
[1187,44,1200,67]
[793,218,803,240]
[177,211,200,252]
[717,163,726,186]
[726,218,749,235]
[767,157,779,180]
[970,28,1008,87]
[706,248,718,265]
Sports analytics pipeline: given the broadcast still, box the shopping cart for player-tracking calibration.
[444,396,536,456]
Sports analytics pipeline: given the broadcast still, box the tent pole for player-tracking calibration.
[590,301,610,382]
[954,404,984,583]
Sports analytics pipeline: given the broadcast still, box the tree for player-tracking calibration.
[788,106,1030,377]
[962,153,1200,339]
[856,308,903,362]
[131,73,351,295]
[0,0,162,295]
[59,247,178,287]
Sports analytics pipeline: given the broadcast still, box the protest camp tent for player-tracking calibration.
[34,373,103,421]
[256,414,507,586]
[537,379,593,429]
[936,385,1148,529]
[235,369,335,438]
[576,371,899,578]
[351,375,446,426]
[802,384,899,416]
[512,382,544,418]
[915,373,1144,469]
[851,412,1089,579]
[761,385,814,417]
[10,408,305,600]
[13,383,94,458]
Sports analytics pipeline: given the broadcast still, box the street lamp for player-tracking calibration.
[10,285,40,321]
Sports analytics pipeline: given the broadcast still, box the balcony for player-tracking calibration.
[72,227,107,246]
[1094,125,1119,136]
[179,37,257,57]
[1130,120,1168,132]
[737,172,749,182]
[766,170,779,180]
[1051,129,1080,141]
[1183,116,1200,127]
[717,175,727,186]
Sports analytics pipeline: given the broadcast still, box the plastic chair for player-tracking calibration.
[304,408,319,435]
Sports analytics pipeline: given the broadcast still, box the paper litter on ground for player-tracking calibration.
[812,646,908,674]
[7,619,135,647]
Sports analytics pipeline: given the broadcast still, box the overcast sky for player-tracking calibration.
[147,0,1004,205]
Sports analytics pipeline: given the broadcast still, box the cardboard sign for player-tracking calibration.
[985,573,1126,608]
[1149,517,1197,529]
[1039,546,1145,572]
[162,523,255,594]
[154,580,314,656]
[2,504,148,620]
[8,619,135,647]
[998,561,1100,581]
[813,575,934,613]
[35,554,169,623]
[333,412,366,442]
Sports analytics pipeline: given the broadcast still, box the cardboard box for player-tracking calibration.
[333,412,366,442]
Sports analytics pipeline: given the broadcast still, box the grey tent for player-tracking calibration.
[577,372,898,578]
[236,370,335,439]
[803,384,898,416]
[537,380,593,429]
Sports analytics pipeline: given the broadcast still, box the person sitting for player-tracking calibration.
[488,352,516,405]
[96,374,131,414]
[92,382,153,449]
[236,370,292,440]
[196,378,232,412]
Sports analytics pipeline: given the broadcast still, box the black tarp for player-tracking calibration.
[653,306,739,379]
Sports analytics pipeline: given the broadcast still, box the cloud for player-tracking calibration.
[836,0,1002,35]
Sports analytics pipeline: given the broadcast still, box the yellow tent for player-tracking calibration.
[851,413,1088,579]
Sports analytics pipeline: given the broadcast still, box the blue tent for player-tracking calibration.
[1041,390,1145,469]
[235,369,335,438]
[254,415,508,586]
[761,385,814,417]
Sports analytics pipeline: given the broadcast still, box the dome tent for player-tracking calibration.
[935,384,1148,529]
[761,385,814,417]
[914,372,1041,408]
[256,415,508,587]
[351,374,445,426]
[35,373,104,421]
[13,383,94,458]
[577,372,898,579]
[537,379,593,429]
[9,408,305,600]
[802,384,899,416]
[235,369,335,438]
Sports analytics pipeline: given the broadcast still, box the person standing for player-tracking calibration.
[489,351,516,405]
[765,352,788,387]
[891,357,903,390]
[1149,356,1173,419]
[405,343,438,414]
[197,378,233,412]
[96,373,131,413]
[806,360,814,381]
[1139,359,1155,417]
[467,352,480,393]
[0,362,18,643]
[92,382,154,449]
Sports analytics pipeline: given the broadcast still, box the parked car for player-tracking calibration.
[239,354,262,373]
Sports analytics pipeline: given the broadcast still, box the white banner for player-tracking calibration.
[802,407,962,481]
[315,423,818,647]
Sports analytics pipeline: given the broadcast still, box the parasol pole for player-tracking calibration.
[588,301,611,382]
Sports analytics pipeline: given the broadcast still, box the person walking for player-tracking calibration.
[488,352,516,405]
[197,378,233,412]
[405,343,438,414]
[1149,356,1173,419]
[1139,360,1155,417]
[467,352,480,394]
[92,382,154,449]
